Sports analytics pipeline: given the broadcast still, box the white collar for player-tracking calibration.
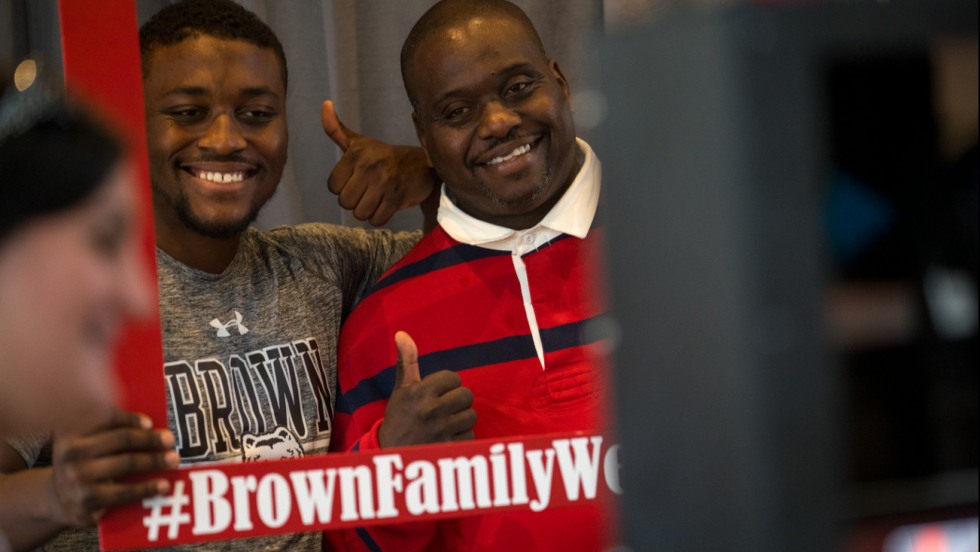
[437,138,601,246]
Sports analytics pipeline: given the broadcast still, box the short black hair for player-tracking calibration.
[139,0,288,91]
[400,0,547,109]
[0,85,123,244]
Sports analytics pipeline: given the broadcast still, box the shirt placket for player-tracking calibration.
[512,231,546,369]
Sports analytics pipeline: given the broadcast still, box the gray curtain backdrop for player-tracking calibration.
[1,0,604,232]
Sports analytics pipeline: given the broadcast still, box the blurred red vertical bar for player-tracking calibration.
[58,0,166,426]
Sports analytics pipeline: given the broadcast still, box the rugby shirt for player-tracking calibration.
[327,140,614,551]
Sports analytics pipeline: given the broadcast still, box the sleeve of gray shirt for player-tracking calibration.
[264,223,420,319]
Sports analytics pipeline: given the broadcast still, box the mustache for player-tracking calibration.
[485,130,522,151]
[179,153,254,165]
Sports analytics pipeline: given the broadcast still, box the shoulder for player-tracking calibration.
[366,226,447,280]
[355,226,462,299]
[237,224,361,269]
[255,223,419,252]
[250,223,353,248]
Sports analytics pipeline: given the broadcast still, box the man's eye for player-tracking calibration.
[166,108,206,122]
[445,106,471,121]
[504,79,539,99]
[93,232,121,257]
[89,223,125,258]
[507,82,530,94]
[239,109,278,124]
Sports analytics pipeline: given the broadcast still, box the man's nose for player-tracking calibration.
[477,101,521,140]
[198,113,246,154]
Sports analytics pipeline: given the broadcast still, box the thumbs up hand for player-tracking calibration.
[377,331,477,448]
[321,101,438,227]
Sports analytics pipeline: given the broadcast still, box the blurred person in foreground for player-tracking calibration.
[0,72,162,549]
[0,0,439,550]
[328,1,614,550]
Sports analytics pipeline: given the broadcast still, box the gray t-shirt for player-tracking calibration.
[7,223,418,551]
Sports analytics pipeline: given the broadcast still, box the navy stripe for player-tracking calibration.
[541,231,577,247]
[337,316,602,414]
[355,527,383,552]
[540,316,597,352]
[362,243,509,300]
[334,392,352,422]
[362,232,580,301]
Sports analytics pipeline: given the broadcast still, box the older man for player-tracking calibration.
[330,1,613,550]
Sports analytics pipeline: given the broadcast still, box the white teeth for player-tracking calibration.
[487,144,531,166]
[194,170,246,183]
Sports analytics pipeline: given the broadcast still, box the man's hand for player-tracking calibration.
[50,410,179,526]
[378,331,477,448]
[322,100,438,226]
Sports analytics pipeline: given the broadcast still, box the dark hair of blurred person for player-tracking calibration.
[0,71,152,434]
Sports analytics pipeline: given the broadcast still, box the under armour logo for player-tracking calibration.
[209,311,249,337]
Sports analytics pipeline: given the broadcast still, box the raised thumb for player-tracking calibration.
[394,331,421,388]
[321,100,351,151]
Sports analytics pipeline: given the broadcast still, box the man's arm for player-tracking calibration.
[0,411,177,551]
[321,101,440,231]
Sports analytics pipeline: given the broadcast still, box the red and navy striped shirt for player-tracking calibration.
[328,222,613,551]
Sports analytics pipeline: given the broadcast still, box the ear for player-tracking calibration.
[412,110,435,168]
[549,58,572,105]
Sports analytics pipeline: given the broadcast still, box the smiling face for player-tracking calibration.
[406,13,579,230]
[143,35,287,250]
[0,161,152,432]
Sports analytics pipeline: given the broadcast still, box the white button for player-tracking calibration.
[524,234,535,245]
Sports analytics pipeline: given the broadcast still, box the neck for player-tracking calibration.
[154,217,242,274]
[484,189,568,230]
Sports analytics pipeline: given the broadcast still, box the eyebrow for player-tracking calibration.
[240,86,281,101]
[429,61,539,108]
[161,86,208,98]
[161,86,281,101]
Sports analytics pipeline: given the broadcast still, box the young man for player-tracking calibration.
[330,1,613,550]
[0,1,434,550]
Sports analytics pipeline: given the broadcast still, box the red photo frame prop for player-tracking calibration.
[58,0,166,424]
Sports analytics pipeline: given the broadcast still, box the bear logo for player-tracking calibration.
[241,427,305,462]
